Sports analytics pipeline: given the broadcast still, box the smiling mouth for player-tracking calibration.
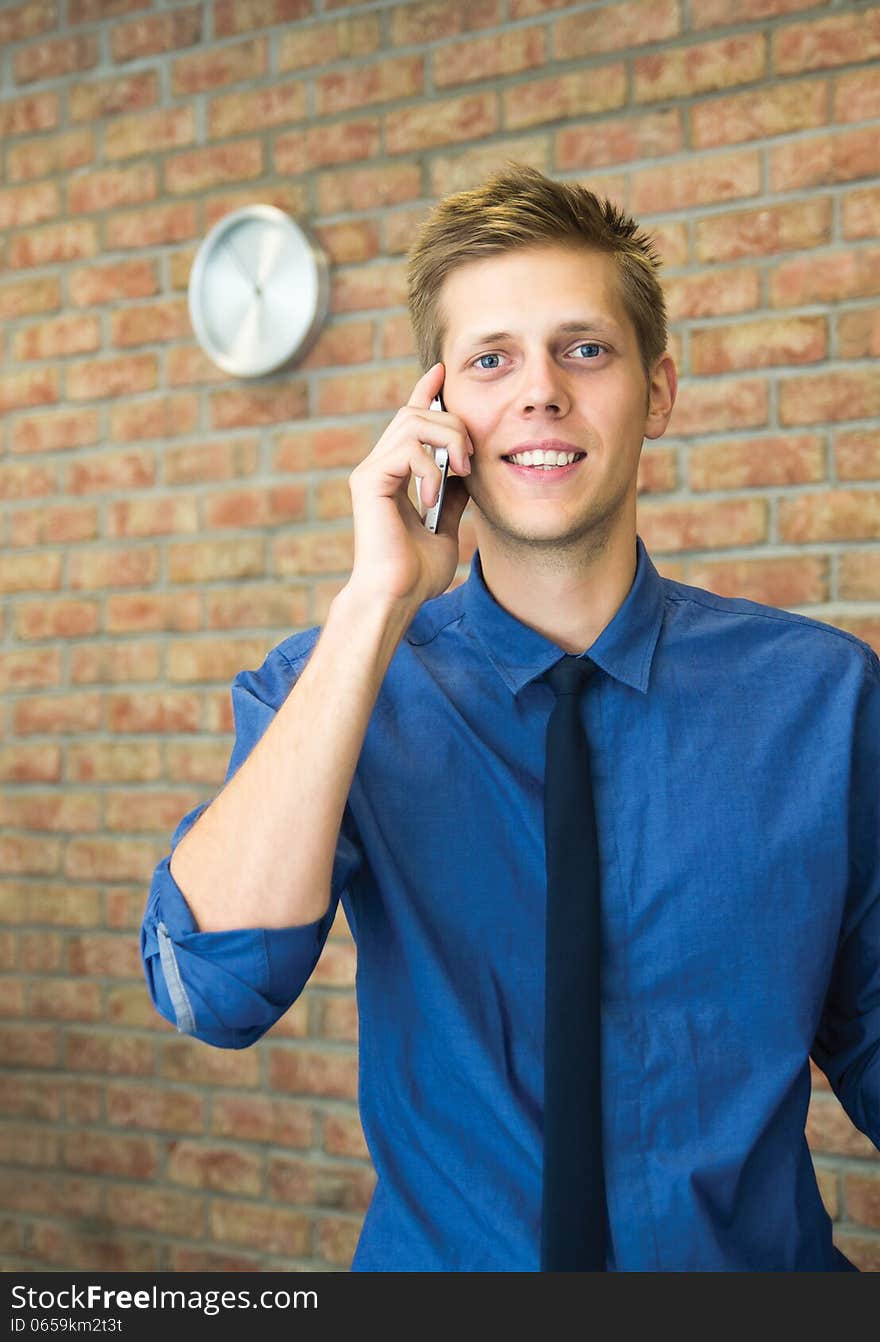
[501,453,587,476]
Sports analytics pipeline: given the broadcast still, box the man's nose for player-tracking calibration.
[519,358,570,414]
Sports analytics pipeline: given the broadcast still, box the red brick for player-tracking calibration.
[833,69,880,124]
[12,314,100,361]
[316,1214,361,1266]
[167,638,272,684]
[0,1024,59,1068]
[841,187,880,240]
[666,379,769,436]
[806,1096,879,1156]
[66,447,156,494]
[67,164,157,214]
[105,202,197,250]
[838,306,880,359]
[104,692,201,735]
[692,77,828,149]
[556,108,682,171]
[502,68,625,133]
[390,0,502,45]
[66,1030,155,1076]
[214,0,312,38]
[0,274,61,319]
[779,490,880,543]
[210,382,308,430]
[0,1169,103,1219]
[166,1140,263,1194]
[29,980,102,1022]
[164,436,259,484]
[268,1046,358,1100]
[321,1111,370,1160]
[69,259,157,307]
[9,405,98,453]
[69,544,158,587]
[211,1094,312,1147]
[433,26,545,88]
[779,370,880,424]
[106,1082,205,1133]
[664,268,761,321]
[0,1076,62,1121]
[69,70,159,123]
[110,5,202,62]
[0,181,59,230]
[771,128,879,192]
[316,162,421,214]
[836,430,880,483]
[66,354,158,402]
[160,1037,260,1087]
[67,741,161,784]
[0,3,58,42]
[0,357,48,417]
[639,498,768,553]
[110,298,190,347]
[104,488,199,535]
[635,33,765,102]
[172,38,267,95]
[25,1225,159,1273]
[8,219,97,269]
[0,551,61,594]
[0,745,62,784]
[770,248,880,307]
[0,648,63,694]
[0,790,99,832]
[273,529,355,578]
[62,1132,159,1179]
[275,118,382,175]
[14,603,99,644]
[695,198,832,262]
[70,641,161,685]
[839,549,880,601]
[13,33,99,85]
[692,552,826,606]
[773,8,880,74]
[0,91,58,139]
[167,537,265,584]
[209,83,308,138]
[205,584,311,639]
[65,837,158,891]
[268,1154,374,1210]
[691,434,825,494]
[105,591,201,633]
[691,315,826,374]
[7,127,94,183]
[102,1185,205,1237]
[209,1198,310,1255]
[164,140,263,194]
[632,150,761,214]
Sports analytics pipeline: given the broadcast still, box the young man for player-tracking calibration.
[141,164,877,1271]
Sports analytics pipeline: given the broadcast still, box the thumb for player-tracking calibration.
[434,474,470,540]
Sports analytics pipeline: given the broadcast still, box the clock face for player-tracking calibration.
[188,205,329,378]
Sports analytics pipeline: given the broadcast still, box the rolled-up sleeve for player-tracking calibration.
[140,639,364,1050]
[810,644,880,1148]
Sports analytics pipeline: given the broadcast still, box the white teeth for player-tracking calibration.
[507,450,581,467]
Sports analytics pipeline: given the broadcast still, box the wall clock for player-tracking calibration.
[187,204,330,378]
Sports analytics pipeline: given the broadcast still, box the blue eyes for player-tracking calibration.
[472,343,604,371]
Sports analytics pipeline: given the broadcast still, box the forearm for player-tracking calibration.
[168,582,418,931]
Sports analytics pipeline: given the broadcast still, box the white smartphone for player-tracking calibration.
[416,390,449,533]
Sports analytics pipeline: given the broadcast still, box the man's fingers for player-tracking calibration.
[406,360,445,410]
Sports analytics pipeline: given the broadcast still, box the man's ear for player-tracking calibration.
[644,352,677,440]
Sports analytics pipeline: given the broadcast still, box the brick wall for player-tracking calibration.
[1,0,878,1272]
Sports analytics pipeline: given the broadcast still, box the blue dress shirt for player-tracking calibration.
[141,533,878,1271]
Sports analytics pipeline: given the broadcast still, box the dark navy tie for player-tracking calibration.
[540,653,607,1271]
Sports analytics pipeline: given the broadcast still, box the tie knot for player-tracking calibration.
[543,653,597,697]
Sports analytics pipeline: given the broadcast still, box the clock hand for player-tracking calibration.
[223,237,262,297]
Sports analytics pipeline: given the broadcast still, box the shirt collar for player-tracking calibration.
[452,532,665,696]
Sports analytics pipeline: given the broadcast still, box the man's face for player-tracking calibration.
[439,243,675,558]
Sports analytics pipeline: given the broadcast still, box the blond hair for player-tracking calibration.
[406,161,667,383]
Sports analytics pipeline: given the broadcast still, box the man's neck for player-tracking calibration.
[473,523,638,656]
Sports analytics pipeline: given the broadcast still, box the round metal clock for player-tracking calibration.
[187,204,330,378]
